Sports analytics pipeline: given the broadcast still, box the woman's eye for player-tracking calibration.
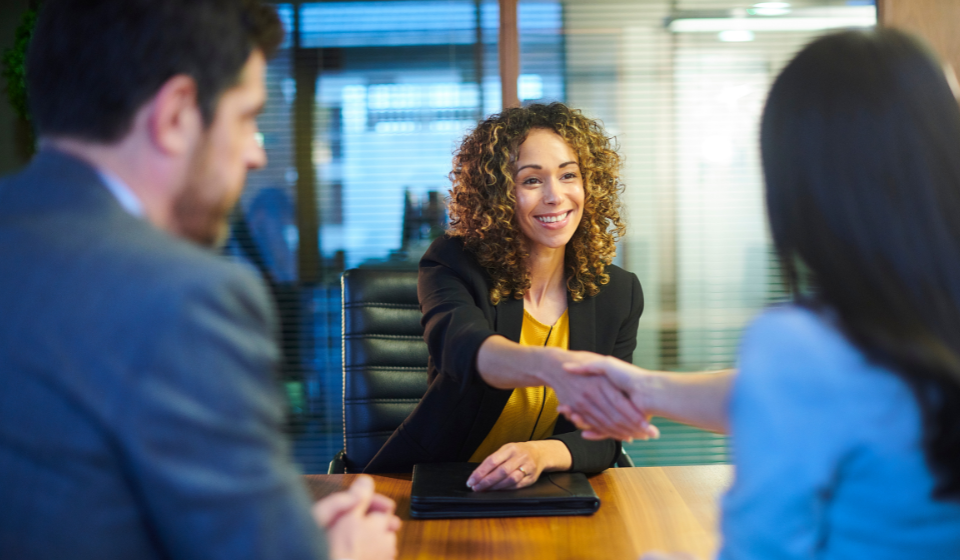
[522,177,541,185]
[562,172,578,180]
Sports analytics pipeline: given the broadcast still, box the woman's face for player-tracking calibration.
[513,128,584,253]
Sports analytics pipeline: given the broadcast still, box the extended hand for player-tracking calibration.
[466,440,570,492]
[544,349,658,441]
[313,475,401,560]
[557,353,660,441]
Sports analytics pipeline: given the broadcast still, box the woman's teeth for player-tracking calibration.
[536,211,570,224]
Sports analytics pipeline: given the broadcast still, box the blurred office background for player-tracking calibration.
[0,0,877,472]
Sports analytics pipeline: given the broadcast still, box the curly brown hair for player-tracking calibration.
[447,102,626,304]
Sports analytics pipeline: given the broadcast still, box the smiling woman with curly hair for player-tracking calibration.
[365,103,649,488]
[448,102,626,304]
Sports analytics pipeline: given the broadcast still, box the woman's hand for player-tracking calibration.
[475,337,654,441]
[563,356,736,436]
[543,349,656,441]
[465,440,572,492]
[558,354,660,441]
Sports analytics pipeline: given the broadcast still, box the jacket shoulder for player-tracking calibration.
[601,264,642,296]
[420,235,488,281]
[422,234,469,263]
[606,263,637,283]
[593,264,643,318]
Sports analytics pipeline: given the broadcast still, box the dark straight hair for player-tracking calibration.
[761,29,960,501]
[27,0,284,143]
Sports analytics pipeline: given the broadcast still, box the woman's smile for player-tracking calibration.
[534,209,574,227]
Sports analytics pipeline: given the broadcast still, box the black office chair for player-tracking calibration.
[328,267,634,473]
[329,268,428,473]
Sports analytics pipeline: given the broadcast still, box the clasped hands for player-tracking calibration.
[312,475,401,560]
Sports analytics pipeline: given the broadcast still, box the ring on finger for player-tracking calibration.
[518,466,528,476]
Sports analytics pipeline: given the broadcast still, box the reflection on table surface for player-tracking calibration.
[305,465,733,560]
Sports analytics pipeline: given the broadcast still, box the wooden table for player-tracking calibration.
[304,465,732,560]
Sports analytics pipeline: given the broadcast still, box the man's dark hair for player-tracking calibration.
[27,0,283,143]
[761,29,960,501]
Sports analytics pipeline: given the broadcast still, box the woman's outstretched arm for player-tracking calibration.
[477,336,657,441]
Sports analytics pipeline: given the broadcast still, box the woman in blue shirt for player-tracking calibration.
[563,29,960,559]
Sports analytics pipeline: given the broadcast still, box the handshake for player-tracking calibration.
[542,350,732,442]
[541,350,663,442]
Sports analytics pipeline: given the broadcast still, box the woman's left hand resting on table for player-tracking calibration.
[465,439,573,492]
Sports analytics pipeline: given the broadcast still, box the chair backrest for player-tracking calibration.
[340,268,430,472]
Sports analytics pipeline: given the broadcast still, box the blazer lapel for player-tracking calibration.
[568,293,596,352]
[456,296,524,460]
[495,296,524,343]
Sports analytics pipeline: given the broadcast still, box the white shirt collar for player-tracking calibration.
[96,168,145,218]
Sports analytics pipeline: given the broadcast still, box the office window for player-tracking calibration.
[230,0,564,472]
[564,0,875,464]
[229,0,875,472]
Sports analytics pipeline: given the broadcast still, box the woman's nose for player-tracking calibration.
[542,179,562,204]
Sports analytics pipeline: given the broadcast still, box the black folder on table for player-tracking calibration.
[409,462,600,519]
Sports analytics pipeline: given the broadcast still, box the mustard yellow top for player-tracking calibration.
[468,309,568,463]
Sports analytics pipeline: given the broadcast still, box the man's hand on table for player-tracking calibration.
[312,475,401,560]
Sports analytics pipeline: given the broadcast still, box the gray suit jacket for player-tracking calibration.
[0,150,328,560]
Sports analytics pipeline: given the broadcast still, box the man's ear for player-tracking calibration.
[147,75,202,156]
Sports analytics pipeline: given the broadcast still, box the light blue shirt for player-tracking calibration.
[718,305,960,560]
[96,168,144,218]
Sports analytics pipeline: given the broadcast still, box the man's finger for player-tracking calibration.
[368,493,396,516]
[312,491,359,527]
[348,474,375,517]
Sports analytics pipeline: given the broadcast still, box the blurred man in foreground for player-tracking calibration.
[0,1,397,558]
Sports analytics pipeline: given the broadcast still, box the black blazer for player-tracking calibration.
[364,235,644,474]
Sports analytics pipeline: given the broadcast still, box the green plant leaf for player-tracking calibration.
[2,8,38,121]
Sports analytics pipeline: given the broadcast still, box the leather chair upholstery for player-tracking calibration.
[333,268,429,473]
[329,267,635,473]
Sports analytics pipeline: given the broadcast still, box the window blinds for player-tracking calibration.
[229,0,875,472]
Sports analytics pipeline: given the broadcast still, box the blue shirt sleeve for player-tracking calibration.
[717,308,847,560]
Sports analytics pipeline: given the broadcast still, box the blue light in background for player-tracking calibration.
[273,1,560,48]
